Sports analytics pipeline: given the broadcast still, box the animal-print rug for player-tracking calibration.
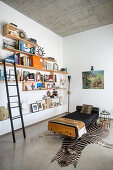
[41,124,113,168]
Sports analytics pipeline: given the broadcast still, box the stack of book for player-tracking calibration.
[21,56,31,66]
[29,56,43,68]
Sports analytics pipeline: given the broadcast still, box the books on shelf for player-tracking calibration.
[21,56,31,66]
[5,54,31,66]
[5,54,20,64]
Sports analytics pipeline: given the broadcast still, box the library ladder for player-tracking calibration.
[3,56,26,143]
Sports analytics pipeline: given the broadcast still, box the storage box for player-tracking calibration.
[29,56,43,68]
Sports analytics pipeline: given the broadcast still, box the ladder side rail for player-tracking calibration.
[13,55,26,138]
[3,60,16,143]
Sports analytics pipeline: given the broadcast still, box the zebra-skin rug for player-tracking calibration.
[51,124,113,168]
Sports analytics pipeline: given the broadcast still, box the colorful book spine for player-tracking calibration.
[0,69,5,81]
[5,59,14,63]
[20,41,24,51]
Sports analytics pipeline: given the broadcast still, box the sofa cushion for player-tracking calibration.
[80,104,93,114]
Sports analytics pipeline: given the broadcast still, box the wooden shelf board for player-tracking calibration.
[23,88,66,91]
[0,61,68,74]
[3,47,56,62]
[4,33,40,47]
[0,81,53,83]
[22,81,55,83]
[0,80,25,83]
[54,70,68,74]
[44,96,62,100]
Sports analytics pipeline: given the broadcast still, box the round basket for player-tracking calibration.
[0,106,9,120]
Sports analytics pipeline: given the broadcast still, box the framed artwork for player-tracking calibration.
[49,75,54,82]
[9,69,15,81]
[37,100,43,111]
[31,103,39,113]
[53,63,58,70]
[50,101,54,108]
[82,70,104,89]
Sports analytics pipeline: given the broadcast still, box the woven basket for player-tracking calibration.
[0,106,9,120]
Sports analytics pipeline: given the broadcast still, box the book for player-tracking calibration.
[20,41,24,51]
[5,58,14,63]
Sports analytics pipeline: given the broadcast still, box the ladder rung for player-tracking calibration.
[11,106,19,109]
[6,74,15,76]
[12,115,21,120]
[10,101,19,104]
[8,85,16,86]
[9,95,18,97]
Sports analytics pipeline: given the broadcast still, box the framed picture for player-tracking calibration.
[50,101,54,108]
[27,73,35,81]
[31,103,39,113]
[9,69,15,81]
[49,75,54,82]
[37,100,43,111]
[82,70,104,89]
[54,102,57,107]
[53,63,58,70]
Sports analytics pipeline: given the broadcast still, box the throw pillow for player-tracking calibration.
[80,104,93,114]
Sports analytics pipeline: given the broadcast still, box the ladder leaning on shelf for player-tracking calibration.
[3,55,26,143]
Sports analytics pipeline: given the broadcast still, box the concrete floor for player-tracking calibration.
[0,119,113,170]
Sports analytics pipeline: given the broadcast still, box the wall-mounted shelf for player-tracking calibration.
[3,47,56,62]
[0,80,56,83]
[0,80,22,83]
[3,24,57,62]
[2,24,68,74]
[23,88,66,92]
[22,80,66,91]
[44,96,62,100]
[3,24,40,47]
[0,61,68,74]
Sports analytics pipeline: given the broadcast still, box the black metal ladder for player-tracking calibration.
[3,56,26,143]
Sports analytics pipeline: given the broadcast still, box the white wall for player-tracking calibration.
[63,24,113,118]
[0,1,67,135]
[1,1,113,136]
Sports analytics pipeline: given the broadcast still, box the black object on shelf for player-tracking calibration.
[3,56,26,143]
[91,66,94,71]
[10,23,17,27]
[27,38,37,44]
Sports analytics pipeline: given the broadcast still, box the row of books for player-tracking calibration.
[5,54,32,66]
[21,56,31,66]
[5,54,20,64]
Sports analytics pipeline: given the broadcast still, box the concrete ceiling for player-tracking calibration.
[1,0,113,37]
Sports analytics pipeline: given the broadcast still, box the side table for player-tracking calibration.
[100,111,111,129]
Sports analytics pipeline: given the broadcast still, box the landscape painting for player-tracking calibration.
[82,70,104,89]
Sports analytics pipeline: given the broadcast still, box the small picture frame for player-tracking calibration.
[31,103,39,113]
[53,63,58,70]
[54,102,57,107]
[37,100,43,111]
[9,69,15,81]
[49,75,54,82]
[50,101,54,108]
